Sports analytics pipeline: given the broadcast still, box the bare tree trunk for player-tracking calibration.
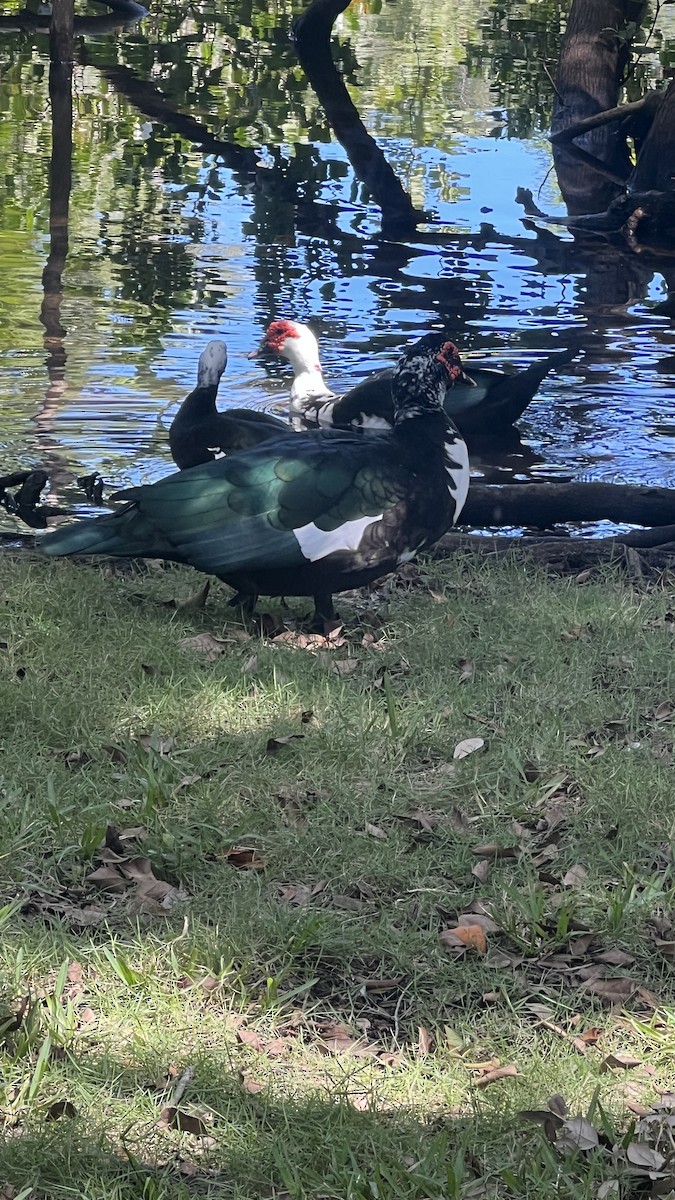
[36,0,74,497]
[292,0,425,237]
[629,78,675,194]
[552,0,644,213]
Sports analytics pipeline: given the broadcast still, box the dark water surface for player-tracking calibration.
[2,0,675,526]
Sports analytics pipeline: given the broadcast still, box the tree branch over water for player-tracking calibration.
[292,0,426,237]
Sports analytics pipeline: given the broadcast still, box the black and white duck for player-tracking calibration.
[168,339,292,469]
[42,333,470,627]
[252,319,581,440]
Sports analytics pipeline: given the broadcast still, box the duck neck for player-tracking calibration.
[283,337,333,407]
[180,383,218,417]
[393,376,449,441]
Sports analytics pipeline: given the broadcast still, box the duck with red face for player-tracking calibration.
[43,333,470,628]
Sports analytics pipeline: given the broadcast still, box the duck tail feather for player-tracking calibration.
[41,505,166,560]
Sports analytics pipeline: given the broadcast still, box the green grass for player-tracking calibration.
[0,549,674,1198]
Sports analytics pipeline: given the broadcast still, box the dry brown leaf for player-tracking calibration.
[487,951,524,969]
[86,865,128,893]
[138,733,175,756]
[178,632,228,661]
[157,1106,212,1137]
[653,701,674,721]
[556,1115,599,1152]
[600,1052,641,1073]
[396,808,440,832]
[240,1072,264,1095]
[175,580,211,611]
[63,749,92,770]
[582,976,637,1004]
[317,1022,373,1056]
[568,933,595,957]
[596,1182,620,1199]
[46,1099,77,1120]
[277,882,324,907]
[449,806,473,834]
[439,924,487,954]
[654,938,675,962]
[266,734,304,755]
[237,1027,264,1050]
[457,658,474,684]
[365,821,387,840]
[626,1142,666,1171]
[471,843,519,859]
[453,736,485,760]
[520,1108,565,1132]
[173,774,202,794]
[458,911,499,933]
[241,654,258,675]
[417,1026,433,1056]
[362,976,406,992]
[219,847,266,871]
[562,864,588,888]
[548,1094,569,1118]
[102,743,128,764]
[331,658,359,676]
[593,947,635,967]
[332,894,365,911]
[576,1027,602,1046]
[471,859,491,883]
[473,1064,519,1088]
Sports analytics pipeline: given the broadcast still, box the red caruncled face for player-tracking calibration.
[435,340,465,382]
[262,320,301,353]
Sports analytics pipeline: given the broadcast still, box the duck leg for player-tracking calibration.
[311,591,337,631]
[227,589,258,616]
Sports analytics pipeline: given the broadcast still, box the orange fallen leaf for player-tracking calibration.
[440,924,487,954]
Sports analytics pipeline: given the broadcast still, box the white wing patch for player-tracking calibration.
[445,436,470,522]
[358,413,391,430]
[294,513,383,562]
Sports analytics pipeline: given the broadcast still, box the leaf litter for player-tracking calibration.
[522,1092,675,1191]
[86,825,187,912]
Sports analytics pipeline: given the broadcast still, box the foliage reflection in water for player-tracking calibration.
[2,0,675,527]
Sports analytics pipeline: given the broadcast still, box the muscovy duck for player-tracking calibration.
[42,333,470,626]
[253,319,580,439]
[168,339,292,469]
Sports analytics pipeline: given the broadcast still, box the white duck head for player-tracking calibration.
[254,319,334,410]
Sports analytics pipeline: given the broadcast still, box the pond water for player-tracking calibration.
[2,0,675,528]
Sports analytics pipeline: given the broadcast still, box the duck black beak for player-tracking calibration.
[246,337,270,360]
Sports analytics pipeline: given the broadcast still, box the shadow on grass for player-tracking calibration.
[0,1045,560,1200]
